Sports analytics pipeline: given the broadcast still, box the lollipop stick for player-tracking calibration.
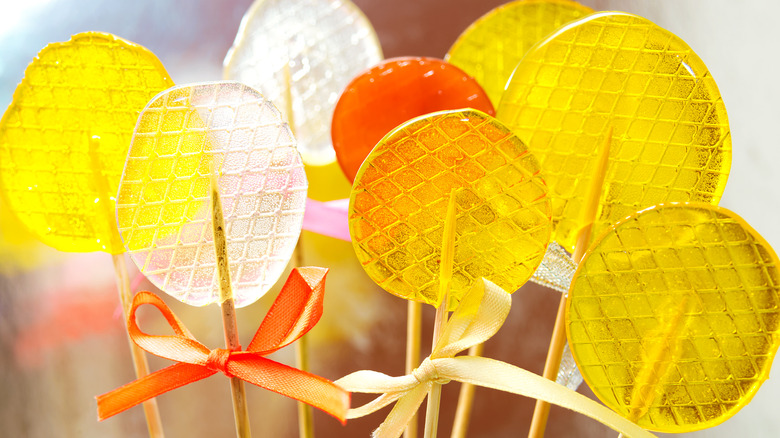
[112,254,166,438]
[89,134,165,438]
[211,172,252,438]
[405,300,422,438]
[423,194,457,438]
[450,342,484,438]
[285,62,315,438]
[293,236,315,438]
[528,127,613,438]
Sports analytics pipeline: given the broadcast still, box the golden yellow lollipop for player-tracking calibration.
[567,203,780,432]
[349,109,552,309]
[0,32,174,254]
[446,0,593,106]
[497,12,731,251]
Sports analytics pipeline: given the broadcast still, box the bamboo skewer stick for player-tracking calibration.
[90,134,165,438]
[211,172,252,438]
[422,194,458,438]
[449,343,484,438]
[405,300,422,438]
[528,128,613,438]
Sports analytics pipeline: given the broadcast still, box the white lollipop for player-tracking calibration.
[116,81,307,307]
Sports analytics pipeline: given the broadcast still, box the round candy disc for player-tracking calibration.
[332,57,495,183]
[497,12,732,251]
[567,203,780,432]
[116,82,307,308]
[223,0,383,166]
[350,109,552,309]
[0,32,173,254]
[446,0,593,106]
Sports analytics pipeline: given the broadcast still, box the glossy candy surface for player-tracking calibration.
[224,0,383,165]
[332,57,495,183]
[349,109,552,309]
[497,12,732,251]
[117,82,307,308]
[0,32,173,254]
[446,0,592,106]
[567,203,780,432]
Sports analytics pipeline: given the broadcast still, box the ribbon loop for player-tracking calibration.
[205,348,235,377]
[97,267,350,423]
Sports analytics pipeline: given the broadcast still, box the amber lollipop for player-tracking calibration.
[567,203,780,433]
[0,32,173,437]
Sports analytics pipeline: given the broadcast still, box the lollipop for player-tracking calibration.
[116,82,307,308]
[112,81,348,436]
[446,0,593,106]
[0,32,173,437]
[567,203,780,432]
[224,0,383,165]
[332,57,495,182]
[497,11,731,251]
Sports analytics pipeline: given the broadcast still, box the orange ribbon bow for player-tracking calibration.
[97,267,350,423]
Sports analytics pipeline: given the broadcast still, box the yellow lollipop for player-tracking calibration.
[567,203,780,432]
[0,32,174,254]
[349,109,552,309]
[497,12,731,251]
[446,0,592,106]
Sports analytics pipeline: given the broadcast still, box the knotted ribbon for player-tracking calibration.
[97,267,350,423]
[335,278,656,438]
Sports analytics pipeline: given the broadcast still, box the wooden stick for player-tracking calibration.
[527,128,613,438]
[293,235,315,438]
[450,342,484,438]
[211,173,252,438]
[89,134,165,438]
[112,254,166,438]
[404,300,422,438]
[423,194,458,438]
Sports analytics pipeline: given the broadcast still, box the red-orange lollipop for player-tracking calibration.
[332,57,494,182]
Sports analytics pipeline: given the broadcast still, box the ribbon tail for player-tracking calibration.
[436,357,657,438]
[372,382,431,438]
[229,355,350,423]
[97,363,215,420]
[346,392,405,419]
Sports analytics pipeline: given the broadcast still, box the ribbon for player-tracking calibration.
[335,278,656,438]
[97,267,350,423]
[303,198,350,241]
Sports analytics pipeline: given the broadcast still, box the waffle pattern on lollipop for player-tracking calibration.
[0,32,173,254]
[497,12,731,252]
[224,0,382,165]
[117,82,307,308]
[567,204,780,432]
[446,0,592,106]
[350,109,551,308]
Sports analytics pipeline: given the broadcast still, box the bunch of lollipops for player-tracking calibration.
[0,1,777,438]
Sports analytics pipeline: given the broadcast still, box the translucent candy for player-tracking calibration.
[497,12,732,252]
[224,0,383,165]
[332,57,495,183]
[0,32,173,254]
[567,203,780,432]
[350,109,552,309]
[446,0,592,106]
[116,82,307,308]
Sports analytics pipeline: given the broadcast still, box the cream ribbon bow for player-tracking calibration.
[335,278,656,438]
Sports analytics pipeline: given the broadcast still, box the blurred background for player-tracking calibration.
[0,0,777,437]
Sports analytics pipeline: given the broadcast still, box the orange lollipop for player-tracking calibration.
[332,57,494,182]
